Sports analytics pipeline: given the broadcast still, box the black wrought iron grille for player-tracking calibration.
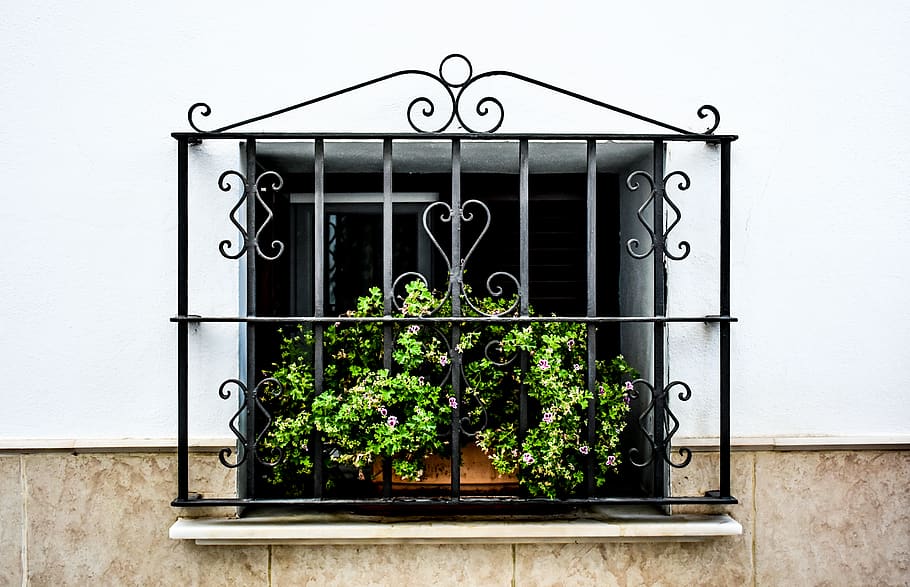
[171,55,737,508]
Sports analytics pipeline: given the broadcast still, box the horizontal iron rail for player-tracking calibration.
[172,496,738,508]
[171,131,738,142]
[171,315,737,324]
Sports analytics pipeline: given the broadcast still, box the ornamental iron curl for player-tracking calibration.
[217,169,285,261]
[458,412,486,437]
[483,339,517,367]
[187,54,721,135]
[389,202,453,315]
[217,378,284,468]
[625,170,692,261]
[391,271,436,313]
[626,379,693,469]
[458,200,520,317]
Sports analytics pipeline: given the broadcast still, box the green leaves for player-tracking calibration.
[264,278,637,498]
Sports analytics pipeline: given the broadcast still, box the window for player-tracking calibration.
[172,55,736,511]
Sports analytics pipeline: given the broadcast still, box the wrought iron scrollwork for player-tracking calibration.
[626,379,693,469]
[625,170,692,261]
[186,54,722,135]
[406,53,505,133]
[217,169,285,261]
[392,199,519,316]
[387,195,519,438]
[217,378,284,468]
[458,335,513,438]
[458,360,490,438]
[456,336,516,436]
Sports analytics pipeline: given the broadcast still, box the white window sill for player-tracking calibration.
[170,508,741,545]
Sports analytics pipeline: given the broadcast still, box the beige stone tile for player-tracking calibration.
[186,450,240,510]
[671,450,753,516]
[754,450,910,586]
[672,451,755,582]
[23,453,267,586]
[514,452,755,586]
[0,456,23,587]
[515,540,751,587]
[272,543,514,587]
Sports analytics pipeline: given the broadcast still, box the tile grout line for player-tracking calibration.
[20,455,28,587]
[751,452,757,587]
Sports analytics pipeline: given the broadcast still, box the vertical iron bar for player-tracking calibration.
[312,138,325,498]
[652,140,667,499]
[243,139,258,498]
[382,138,394,498]
[719,140,732,498]
[382,139,394,342]
[177,138,189,501]
[450,139,462,499]
[585,140,597,495]
[518,140,530,440]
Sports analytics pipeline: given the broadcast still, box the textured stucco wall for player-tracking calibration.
[2,1,910,441]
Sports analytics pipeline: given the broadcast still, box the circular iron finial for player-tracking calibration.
[439,54,473,88]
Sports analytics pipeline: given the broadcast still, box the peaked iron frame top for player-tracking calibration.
[173,54,737,142]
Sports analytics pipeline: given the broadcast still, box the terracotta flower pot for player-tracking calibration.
[373,443,519,495]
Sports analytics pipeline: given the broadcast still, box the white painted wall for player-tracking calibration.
[2,1,909,441]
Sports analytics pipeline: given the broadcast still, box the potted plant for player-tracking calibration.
[262,280,637,499]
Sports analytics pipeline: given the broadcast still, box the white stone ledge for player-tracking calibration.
[677,435,910,452]
[169,511,742,545]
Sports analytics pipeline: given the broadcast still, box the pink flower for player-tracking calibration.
[407,324,420,334]
[439,355,448,367]
[522,452,534,464]
[542,412,554,424]
[598,385,605,396]
[623,381,634,392]
[579,445,590,455]
[573,363,582,371]
[606,455,616,466]
[623,394,631,405]
[379,407,388,417]
[448,397,458,409]
[418,376,425,385]
[566,339,575,350]
[387,416,398,428]
[537,358,550,370]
